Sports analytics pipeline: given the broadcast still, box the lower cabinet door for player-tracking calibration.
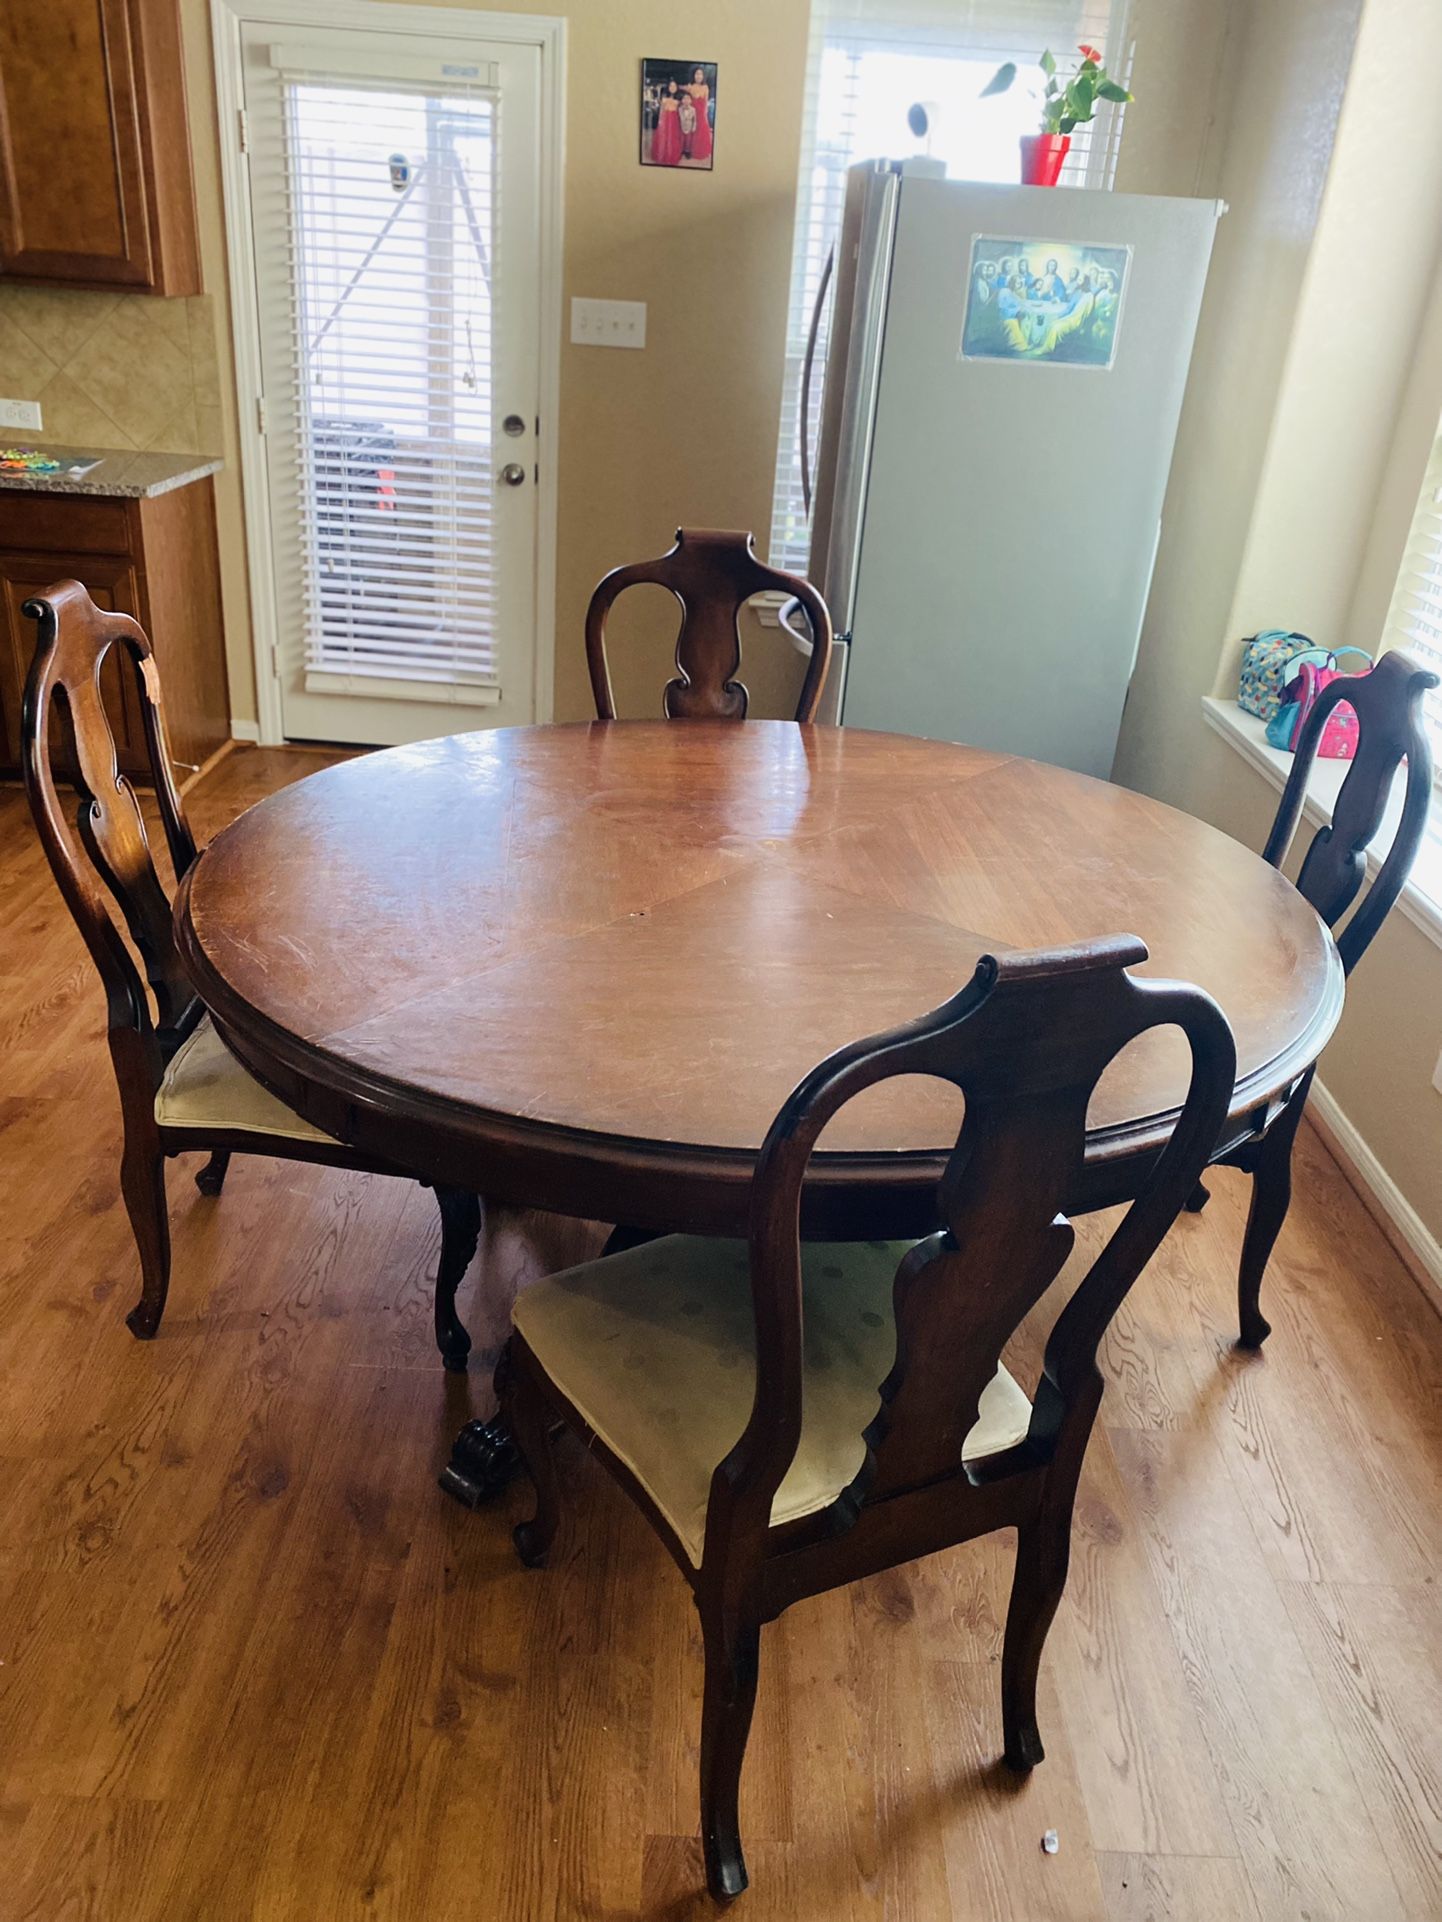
[0,554,146,775]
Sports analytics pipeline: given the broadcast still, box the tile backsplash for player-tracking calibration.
[0,286,223,456]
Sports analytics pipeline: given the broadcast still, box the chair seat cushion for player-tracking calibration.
[512,1235,1033,1567]
[154,1015,335,1143]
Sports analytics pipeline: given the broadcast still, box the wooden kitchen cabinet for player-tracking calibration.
[0,0,201,294]
[0,479,228,780]
[0,549,144,769]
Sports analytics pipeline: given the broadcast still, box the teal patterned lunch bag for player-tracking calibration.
[1238,630,1318,723]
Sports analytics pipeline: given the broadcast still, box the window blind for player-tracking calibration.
[265,56,502,691]
[769,0,1132,578]
[1379,424,1442,772]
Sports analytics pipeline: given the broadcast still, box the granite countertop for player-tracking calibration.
[0,443,222,500]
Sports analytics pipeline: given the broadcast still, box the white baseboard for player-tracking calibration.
[1306,1076,1442,1315]
[229,719,261,744]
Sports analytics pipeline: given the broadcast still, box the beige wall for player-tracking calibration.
[1216,0,1442,678]
[1113,0,1236,198]
[1113,0,1442,1250]
[1,0,1240,732]
[1112,0,1363,809]
[184,0,1246,731]
[171,0,817,730]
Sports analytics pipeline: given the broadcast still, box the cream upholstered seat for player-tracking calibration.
[512,1234,1033,1566]
[154,1015,334,1143]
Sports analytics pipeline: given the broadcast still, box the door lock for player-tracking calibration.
[500,462,527,486]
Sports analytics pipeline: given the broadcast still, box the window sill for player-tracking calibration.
[751,591,789,630]
[1200,696,1442,951]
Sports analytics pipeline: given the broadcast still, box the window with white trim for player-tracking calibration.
[1379,419,1442,776]
[276,66,499,692]
[769,0,1131,578]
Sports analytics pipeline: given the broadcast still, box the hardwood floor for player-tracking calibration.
[1,747,1440,1920]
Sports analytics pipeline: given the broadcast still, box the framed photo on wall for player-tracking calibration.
[640,58,717,170]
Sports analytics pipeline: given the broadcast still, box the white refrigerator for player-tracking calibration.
[798,164,1221,777]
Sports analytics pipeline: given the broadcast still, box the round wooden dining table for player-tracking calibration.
[176,720,1344,1243]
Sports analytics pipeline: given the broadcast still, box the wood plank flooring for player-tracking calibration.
[2,746,1440,1920]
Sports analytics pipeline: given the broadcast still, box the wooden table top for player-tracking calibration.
[176,722,1344,1233]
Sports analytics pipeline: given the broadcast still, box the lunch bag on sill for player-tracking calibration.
[1238,630,1320,722]
[1264,648,1373,758]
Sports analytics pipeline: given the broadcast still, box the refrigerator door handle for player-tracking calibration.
[799,243,835,516]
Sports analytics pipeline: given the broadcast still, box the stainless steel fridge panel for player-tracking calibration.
[820,636,848,725]
[840,179,1220,777]
[806,163,902,638]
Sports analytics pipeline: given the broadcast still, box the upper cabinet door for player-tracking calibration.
[0,0,200,294]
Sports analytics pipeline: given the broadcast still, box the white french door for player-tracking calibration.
[236,14,547,743]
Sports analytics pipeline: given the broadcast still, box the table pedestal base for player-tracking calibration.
[438,1416,520,1508]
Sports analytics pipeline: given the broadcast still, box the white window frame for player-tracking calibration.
[211,0,566,745]
[1377,421,1442,785]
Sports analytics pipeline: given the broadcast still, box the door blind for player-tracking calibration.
[1379,423,1442,774]
[769,0,1131,578]
[264,56,502,692]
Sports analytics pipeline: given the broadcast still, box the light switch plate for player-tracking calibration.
[0,397,43,431]
[570,297,646,349]
[1433,1046,1442,1096]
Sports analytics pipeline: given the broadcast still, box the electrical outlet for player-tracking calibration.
[0,397,43,432]
[570,298,646,350]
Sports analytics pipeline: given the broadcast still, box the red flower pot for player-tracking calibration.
[1020,133,1071,186]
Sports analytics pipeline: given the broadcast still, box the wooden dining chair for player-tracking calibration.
[1189,648,1438,1347]
[497,935,1234,1899]
[584,527,833,722]
[22,582,481,1370]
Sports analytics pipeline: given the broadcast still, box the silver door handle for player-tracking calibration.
[800,242,834,516]
[500,463,527,486]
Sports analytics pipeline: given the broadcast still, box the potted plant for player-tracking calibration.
[982,45,1132,186]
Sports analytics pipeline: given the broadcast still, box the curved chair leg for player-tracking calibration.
[699,1603,762,1901]
[500,1340,562,1568]
[1183,1178,1211,1213]
[1236,1089,1307,1350]
[120,1143,171,1340]
[194,1150,231,1197]
[1001,1499,1074,1771]
[432,1186,481,1372]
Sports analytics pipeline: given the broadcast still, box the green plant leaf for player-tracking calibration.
[1097,79,1132,101]
[980,60,1016,96]
[1039,48,1056,76]
[1070,72,1096,115]
[1059,115,1077,133]
[1045,76,1059,95]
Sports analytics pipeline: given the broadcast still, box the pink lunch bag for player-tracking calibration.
[1265,648,1372,759]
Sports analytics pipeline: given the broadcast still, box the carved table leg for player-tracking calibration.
[431,1185,481,1373]
[437,1343,521,1509]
